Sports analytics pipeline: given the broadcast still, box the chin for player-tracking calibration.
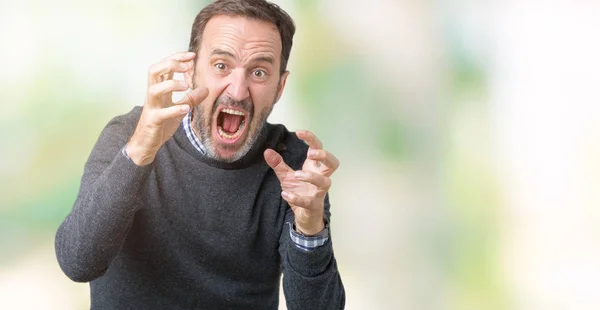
[212,146,245,163]
[204,133,255,163]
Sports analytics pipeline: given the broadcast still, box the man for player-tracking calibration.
[55,0,345,309]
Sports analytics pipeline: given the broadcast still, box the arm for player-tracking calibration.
[55,51,207,282]
[265,130,346,309]
[55,112,151,282]
[278,195,345,309]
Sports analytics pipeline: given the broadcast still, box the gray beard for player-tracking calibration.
[192,96,273,163]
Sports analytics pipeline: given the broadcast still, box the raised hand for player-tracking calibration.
[264,130,340,235]
[127,51,209,166]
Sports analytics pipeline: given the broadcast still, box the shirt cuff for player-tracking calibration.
[121,144,134,162]
[289,221,329,252]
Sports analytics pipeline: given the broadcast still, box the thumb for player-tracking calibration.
[154,104,190,124]
[176,87,208,107]
[264,149,292,179]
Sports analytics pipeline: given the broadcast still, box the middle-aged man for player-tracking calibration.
[55,0,345,309]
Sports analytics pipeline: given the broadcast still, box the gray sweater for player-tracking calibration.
[55,107,345,309]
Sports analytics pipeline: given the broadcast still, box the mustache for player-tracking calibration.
[213,95,253,114]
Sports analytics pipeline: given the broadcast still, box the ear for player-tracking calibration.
[274,70,290,103]
[184,59,196,87]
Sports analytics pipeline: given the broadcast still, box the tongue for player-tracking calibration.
[222,113,243,134]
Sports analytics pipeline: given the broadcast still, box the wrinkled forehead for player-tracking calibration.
[200,15,282,61]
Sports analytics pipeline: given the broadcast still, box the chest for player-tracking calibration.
[128,157,286,268]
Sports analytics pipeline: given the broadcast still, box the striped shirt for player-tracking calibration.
[182,112,207,154]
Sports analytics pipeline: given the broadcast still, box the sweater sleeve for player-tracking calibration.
[55,107,152,282]
[279,194,346,309]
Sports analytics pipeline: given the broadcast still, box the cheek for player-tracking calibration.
[249,83,278,108]
[197,71,231,95]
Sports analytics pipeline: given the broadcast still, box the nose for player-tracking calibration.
[224,68,250,102]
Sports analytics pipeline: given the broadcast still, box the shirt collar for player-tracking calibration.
[182,111,206,154]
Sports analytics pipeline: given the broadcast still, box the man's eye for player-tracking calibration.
[215,63,227,70]
[253,70,266,78]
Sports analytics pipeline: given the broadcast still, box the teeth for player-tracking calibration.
[222,108,245,116]
[218,125,244,140]
[217,110,246,140]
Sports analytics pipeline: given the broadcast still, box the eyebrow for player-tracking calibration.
[211,48,274,64]
[251,55,274,64]
[210,48,235,58]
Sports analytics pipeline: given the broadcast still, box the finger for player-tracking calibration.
[281,191,313,209]
[166,53,195,81]
[307,149,340,174]
[168,51,196,62]
[294,170,331,191]
[153,104,191,124]
[166,71,174,82]
[179,58,195,67]
[174,87,209,107]
[148,80,189,99]
[148,57,193,85]
[264,149,293,180]
[296,130,323,150]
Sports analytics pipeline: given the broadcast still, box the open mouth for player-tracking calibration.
[215,107,248,142]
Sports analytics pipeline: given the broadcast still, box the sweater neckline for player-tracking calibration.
[173,123,280,170]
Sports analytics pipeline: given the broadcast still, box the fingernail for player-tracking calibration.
[308,150,318,157]
[180,105,190,112]
[294,171,304,179]
[180,63,188,70]
[282,191,291,199]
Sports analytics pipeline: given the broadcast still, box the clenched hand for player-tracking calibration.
[127,51,208,166]
[264,130,340,235]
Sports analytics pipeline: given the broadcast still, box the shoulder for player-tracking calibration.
[266,123,308,171]
[99,106,142,142]
[92,106,142,153]
[106,106,142,132]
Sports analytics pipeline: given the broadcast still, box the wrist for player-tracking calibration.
[294,217,325,236]
[126,139,155,166]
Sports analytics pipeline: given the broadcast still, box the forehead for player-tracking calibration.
[202,15,282,59]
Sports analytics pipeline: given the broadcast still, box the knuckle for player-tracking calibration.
[148,64,158,75]
[178,80,188,90]
[185,92,197,105]
[165,80,177,89]
[168,59,179,69]
[323,177,332,189]
[148,86,161,97]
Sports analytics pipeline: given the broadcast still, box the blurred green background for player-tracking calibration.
[2,0,600,309]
